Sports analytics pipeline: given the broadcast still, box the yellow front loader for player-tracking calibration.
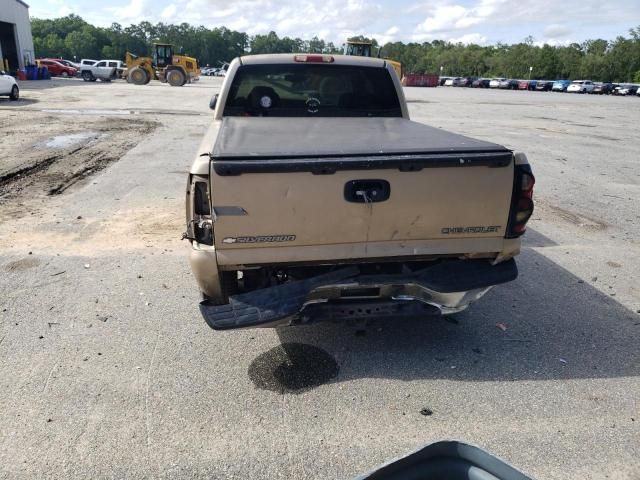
[344,40,402,79]
[125,43,200,87]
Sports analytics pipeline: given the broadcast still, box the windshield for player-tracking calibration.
[223,64,401,117]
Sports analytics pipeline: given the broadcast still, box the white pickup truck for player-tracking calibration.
[185,54,535,330]
[79,61,118,82]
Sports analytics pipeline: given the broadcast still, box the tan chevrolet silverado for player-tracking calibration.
[185,53,535,330]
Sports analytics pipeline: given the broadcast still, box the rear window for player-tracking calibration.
[223,64,401,117]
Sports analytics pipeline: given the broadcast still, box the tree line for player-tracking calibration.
[32,16,640,82]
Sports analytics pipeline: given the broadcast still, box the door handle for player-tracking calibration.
[344,180,390,203]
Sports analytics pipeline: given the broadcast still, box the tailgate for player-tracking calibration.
[209,117,514,264]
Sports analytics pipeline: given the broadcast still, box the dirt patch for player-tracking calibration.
[4,257,41,271]
[0,208,183,255]
[538,202,607,232]
[0,112,157,219]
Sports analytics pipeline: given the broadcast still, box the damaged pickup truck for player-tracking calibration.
[185,53,535,330]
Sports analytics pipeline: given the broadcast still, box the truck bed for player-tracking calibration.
[212,117,510,159]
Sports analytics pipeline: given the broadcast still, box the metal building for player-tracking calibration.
[0,0,35,71]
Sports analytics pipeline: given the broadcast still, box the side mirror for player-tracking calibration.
[209,94,218,111]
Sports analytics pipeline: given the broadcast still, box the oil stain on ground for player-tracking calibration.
[248,342,338,394]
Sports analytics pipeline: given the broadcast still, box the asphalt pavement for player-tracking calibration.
[0,77,638,479]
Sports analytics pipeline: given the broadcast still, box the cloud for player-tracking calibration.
[31,0,76,19]
[107,0,147,22]
[449,32,488,44]
[35,0,631,46]
[544,23,572,38]
[160,3,176,19]
[533,38,577,47]
[415,0,504,34]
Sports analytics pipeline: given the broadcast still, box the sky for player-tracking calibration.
[28,0,640,46]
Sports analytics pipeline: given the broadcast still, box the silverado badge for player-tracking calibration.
[222,235,296,244]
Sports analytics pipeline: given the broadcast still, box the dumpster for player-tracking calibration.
[404,73,439,87]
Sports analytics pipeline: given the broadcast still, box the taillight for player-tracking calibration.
[506,163,535,238]
[194,181,210,215]
[189,177,213,245]
[293,54,334,63]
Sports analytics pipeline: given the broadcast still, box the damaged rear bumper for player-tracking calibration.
[199,258,518,330]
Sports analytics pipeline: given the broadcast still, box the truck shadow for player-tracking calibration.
[272,239,639,386]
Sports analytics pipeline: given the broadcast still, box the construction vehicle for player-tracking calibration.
[125,43,200,87]
[344,39,402,79]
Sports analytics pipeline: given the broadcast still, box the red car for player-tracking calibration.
[37,59,78,77]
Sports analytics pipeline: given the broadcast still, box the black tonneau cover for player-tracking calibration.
[211,117,512,175]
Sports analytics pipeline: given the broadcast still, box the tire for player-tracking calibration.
[61,71,68,78]
[167,69,186,87]
[128,67,149,86]
[9,85,19,101]
[81,71,93,82]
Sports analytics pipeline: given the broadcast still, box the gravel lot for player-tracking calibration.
[0,77,638,479]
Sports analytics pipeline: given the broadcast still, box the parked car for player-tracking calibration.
[567,80,595,93]
[489,78,505,88]
[444,77,458,86]
[37,59,78,77]
[48,58,80,70]
[613,84,638,96]
[499,79,519,89]
[534,80,553,91]
[94,60,126,78]
[0,70,19,100]
[438,76,452,86]
[471,78,490,88]
[518,80,537,90]
[591,83,615,95]
[457,77,476,87]
[551,80,571,92]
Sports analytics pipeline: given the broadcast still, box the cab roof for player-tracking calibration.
[239,53,386,68]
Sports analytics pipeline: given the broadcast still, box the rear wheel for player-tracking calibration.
[128,67,149,86]
[81,71,93,82]
[9,85,19,101]
[167,69,186,87]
